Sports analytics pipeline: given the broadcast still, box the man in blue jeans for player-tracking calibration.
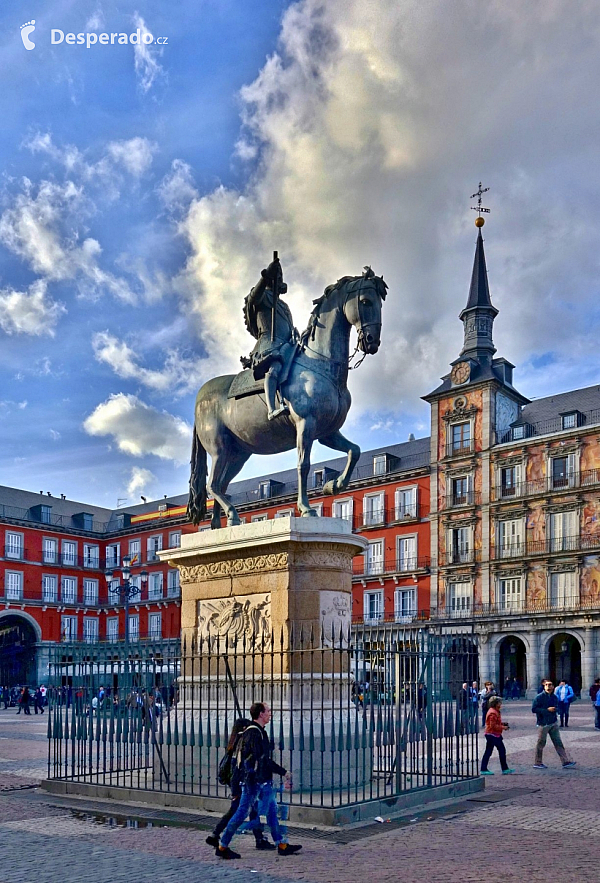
[217,701,302,860]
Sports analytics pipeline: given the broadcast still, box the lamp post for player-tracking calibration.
[105,555,148,652]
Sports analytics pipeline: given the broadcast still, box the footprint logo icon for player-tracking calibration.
[20,20,36,50]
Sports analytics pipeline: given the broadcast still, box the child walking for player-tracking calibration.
[481,696,515,775]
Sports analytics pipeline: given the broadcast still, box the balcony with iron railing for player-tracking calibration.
[442,491,481,510]
[432,595,597,620]
[494,533,600,560]
[351,609,431,626]
[352,555,431,579]
[3,545,30,561]
[444,439,475,459]
[491,469,600,502]
[495,407,600,445]
[440,548,481,567]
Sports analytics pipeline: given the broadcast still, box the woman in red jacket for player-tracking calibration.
[481,697,515,775]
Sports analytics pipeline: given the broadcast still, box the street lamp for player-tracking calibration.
[105,555,148,651]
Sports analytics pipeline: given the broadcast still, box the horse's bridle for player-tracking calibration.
[344,276,382,370]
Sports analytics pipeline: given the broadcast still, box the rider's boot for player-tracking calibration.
[265,366,289,420]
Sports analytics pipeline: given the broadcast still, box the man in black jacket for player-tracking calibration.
[217,702,302,860]
[532,680,576,769]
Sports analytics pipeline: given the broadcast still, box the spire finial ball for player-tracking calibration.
[475,216,485,228]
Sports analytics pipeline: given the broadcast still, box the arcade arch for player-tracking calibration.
[0,613,39,687]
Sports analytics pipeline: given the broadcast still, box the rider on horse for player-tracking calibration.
[241,256,297,420]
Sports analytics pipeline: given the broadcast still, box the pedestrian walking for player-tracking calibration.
[206,718,272,851]
[554,679,574,727]
[217,702,301,860]
[532,680,576,769]
[480,697,514,775]
[503,677,511,700]
[34,687,44,715]
[511,677,521,700]
[589,678,600,729]
[480,682,497,728]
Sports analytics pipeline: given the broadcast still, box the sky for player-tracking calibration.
[2,0,600,509]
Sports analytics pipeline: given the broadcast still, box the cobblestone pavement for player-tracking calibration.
[0,701,599,882]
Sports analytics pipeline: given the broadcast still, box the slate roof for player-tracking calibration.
[0,436,432,530]
[461,229,498,314]
[521,384,600,426]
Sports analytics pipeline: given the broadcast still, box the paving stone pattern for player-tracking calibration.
[0,702,599,882]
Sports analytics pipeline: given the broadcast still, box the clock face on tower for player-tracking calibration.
[451,361,470,385]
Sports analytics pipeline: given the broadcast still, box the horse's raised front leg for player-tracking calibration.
[296,418,318,516]
[318,430,361,494]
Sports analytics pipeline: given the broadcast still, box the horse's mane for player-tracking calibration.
[299,271,386,345]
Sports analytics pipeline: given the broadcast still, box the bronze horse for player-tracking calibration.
[187,271,387,528]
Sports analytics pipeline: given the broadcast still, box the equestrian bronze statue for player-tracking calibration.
[187,256,387,528]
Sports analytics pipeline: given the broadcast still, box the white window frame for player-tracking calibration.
[42,574,58,603]
[275,509,294,518]
[43,537,58,564]
[146,534,163,562]
[363,492,385,526]
[106,543,120,568]
[312,502,324,516]
[107,617,119,643]
[549,571,576,608]
[61,540,77,567]
[128,614,140,642]
[83,617,99,644]
[149,612,162,640]
[498,462,523,499]
[363,589,383,623]
[498,576,524,611]
[397,534,417,572]
[333,498,353,522]
[395,486,417,520]
[83,578,98,606]
[449,526,472,564]
[449,420,472,454]
[448,581,472,617]
[61,576,77,605]
[549,510,578,553]
[497,518,524,558]
[373,454,387,476]
[167,569,180,597]
[168,531,181,549]
[394,588,417,622]
[5,530,24,560]
[562,413,577,430]
[549,452,578,490]
[251,513,268,522]
[5,570,23,601]
[148,571,163,601]
[61,615,78,641]
[128,575,142,603]
[83,543,99,569]
[365,539,384,575]
[128,538,141,565]
[451,474,471,506]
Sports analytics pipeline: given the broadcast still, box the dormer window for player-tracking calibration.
[258,481,270,499]
[560,411,582,431]
[40,505,51,524]
[512,425,525,440]
[373,455,387,476]
[313,469,324,488]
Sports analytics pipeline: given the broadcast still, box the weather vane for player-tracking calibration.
[470,182,490,227]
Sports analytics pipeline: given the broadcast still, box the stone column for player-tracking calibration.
[526,628,541,698]
[581,626,596,696]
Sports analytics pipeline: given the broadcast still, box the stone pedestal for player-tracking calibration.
[158,517,369,791]
[162,516,367,649]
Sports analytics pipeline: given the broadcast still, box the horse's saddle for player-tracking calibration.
[227,342,299,400]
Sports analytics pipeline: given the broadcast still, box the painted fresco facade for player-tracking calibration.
[426,224,600,696]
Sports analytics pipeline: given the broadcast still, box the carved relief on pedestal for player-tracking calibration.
[177,552,289,584]
[320,591,351,646]
[293,543,354,572]
[197,593,272,648]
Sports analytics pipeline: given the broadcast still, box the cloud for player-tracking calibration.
[172,0,600,420]
[157,159,198,214]
[126,466,156,497]
[83,393,192,463]
[92,331,204,394]
[0,280,65,336]
[0,177,136,302]
[49,429,61,441]
[106,137,156,177]
[132,13,165,93]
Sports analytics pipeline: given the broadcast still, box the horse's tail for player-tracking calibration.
[187,427,207,525]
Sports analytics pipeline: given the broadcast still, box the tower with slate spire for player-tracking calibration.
[458,220,498,366]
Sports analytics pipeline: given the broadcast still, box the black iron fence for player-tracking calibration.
[46,629,478,809]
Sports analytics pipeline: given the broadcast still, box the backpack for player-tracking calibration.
[217,725,250,786]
